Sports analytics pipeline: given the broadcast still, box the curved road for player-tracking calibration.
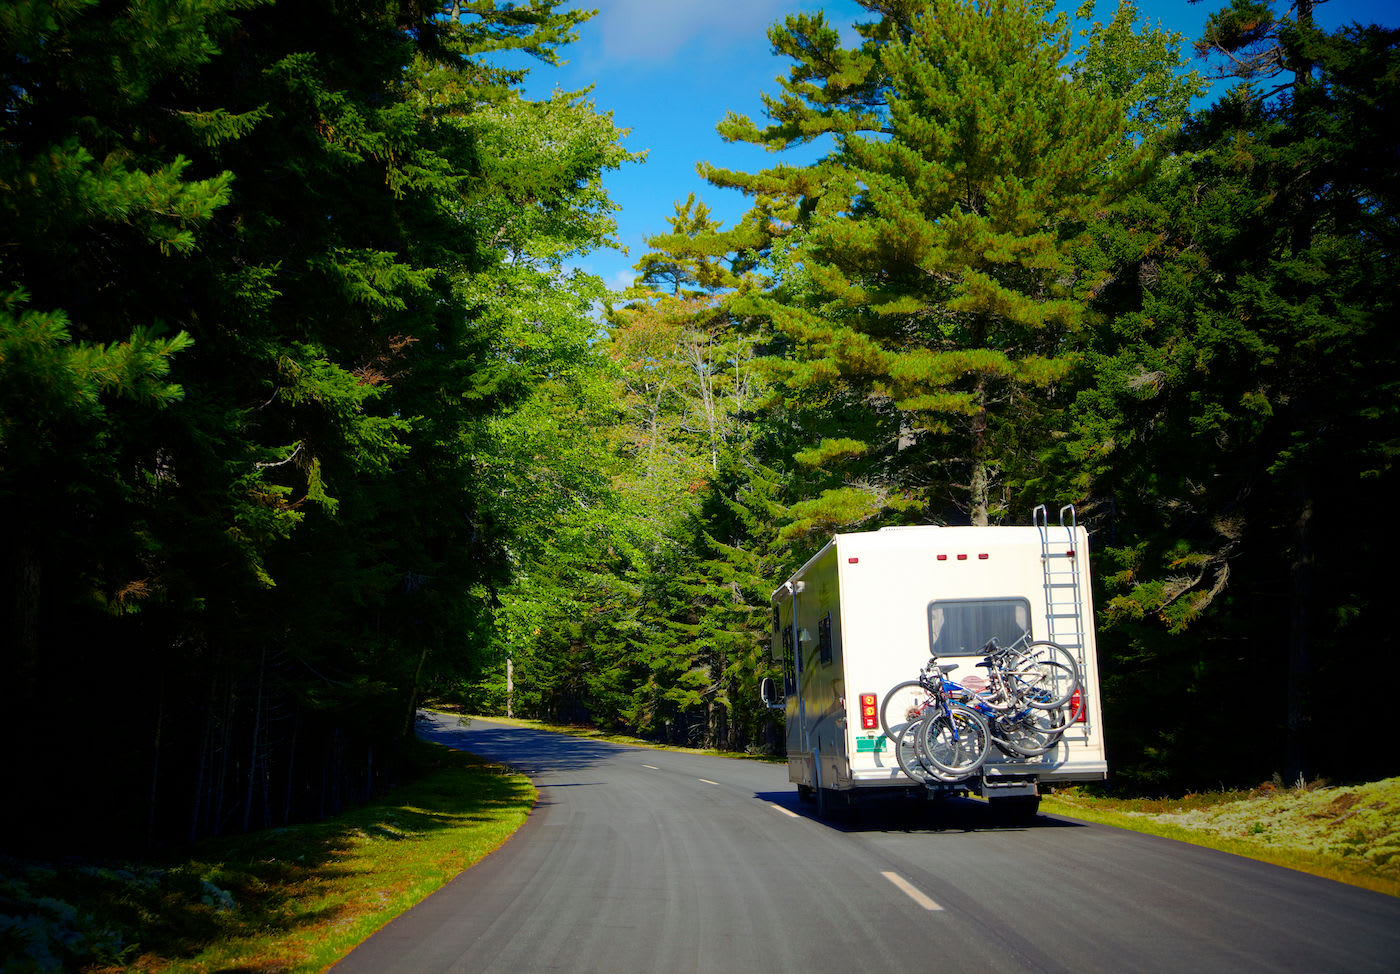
[335,715,1400,973]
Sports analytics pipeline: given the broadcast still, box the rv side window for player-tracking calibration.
[927,599,1032,656]
[818,612,833,665]
[781,625,797,692]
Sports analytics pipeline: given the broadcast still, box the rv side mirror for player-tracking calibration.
[760,677,784,709]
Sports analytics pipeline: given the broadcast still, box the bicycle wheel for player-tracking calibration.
[905,712,974,784]
[880,680,932,741]
[893,718,939,784]
[993,706,1070,757]
[1007,659,1077,710]
[919,704,991,778]
[1019,641,1080,685]
[1007,642,1080,709]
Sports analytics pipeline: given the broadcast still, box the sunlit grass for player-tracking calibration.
[1,740,534,973]
[1044,777,1400,898]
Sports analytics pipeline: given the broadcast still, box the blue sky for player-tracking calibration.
[511,0,1398,292]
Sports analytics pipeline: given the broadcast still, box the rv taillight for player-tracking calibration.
[1070,688,1086,723]
[860,693,878,730]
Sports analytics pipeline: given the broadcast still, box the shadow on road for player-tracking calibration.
[417,715,639,777]
[756,790,1086,834]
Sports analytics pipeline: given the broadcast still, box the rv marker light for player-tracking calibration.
[937,554,948,561]
[860,693,878,730]
[978,553,989,560]
[957,553,967,560]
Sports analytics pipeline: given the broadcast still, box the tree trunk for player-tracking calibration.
[243,647,266,833]
[1285,481,1314,782]
[402,639,432,738]
[190,682,214,846]
[283,704,300,825]
[969,377,990,526]
[211,680,233,836]
[1281,8,1316,782]
[14,545,41,701]
[147,682,165,849]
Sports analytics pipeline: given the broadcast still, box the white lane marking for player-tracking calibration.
[698,778,720,785]
[881,871,944,912]
[768,803,799,818]
[641,764,660,770]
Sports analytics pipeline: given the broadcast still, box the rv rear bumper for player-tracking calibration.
[844,760,1107,789]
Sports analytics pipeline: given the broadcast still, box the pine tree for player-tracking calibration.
[0,0,635,849]
[1066,19,1400,787]
[705,0,1172,528]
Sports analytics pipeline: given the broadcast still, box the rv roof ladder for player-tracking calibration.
[1034,504,1086,674]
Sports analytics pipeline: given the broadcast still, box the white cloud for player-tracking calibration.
[588,0,793,63]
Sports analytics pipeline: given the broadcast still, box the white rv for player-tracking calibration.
[761,506,1107,820]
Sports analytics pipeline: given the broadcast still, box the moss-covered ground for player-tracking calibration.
[1044,777,1400,897]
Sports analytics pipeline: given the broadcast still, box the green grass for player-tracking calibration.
[0,738,534,973]
[1043,777,1400,898]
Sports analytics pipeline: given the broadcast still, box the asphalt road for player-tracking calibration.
[334,716,1400,973]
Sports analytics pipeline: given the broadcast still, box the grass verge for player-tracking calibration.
[1043,777,1400,898]
[0,738,534,973]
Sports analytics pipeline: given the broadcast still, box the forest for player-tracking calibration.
[1,0,1396,852]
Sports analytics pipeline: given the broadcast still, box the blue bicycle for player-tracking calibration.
[880,641,1080,779]
[881,658,992,782]
[950,637,1078,755]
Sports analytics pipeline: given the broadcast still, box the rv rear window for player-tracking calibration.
[927,599,1032,657]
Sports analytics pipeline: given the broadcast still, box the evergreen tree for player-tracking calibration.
[1067,19,1400,787]
[705,0,1187,529]
[1193,0,1322,89]
[0,0,632,849]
